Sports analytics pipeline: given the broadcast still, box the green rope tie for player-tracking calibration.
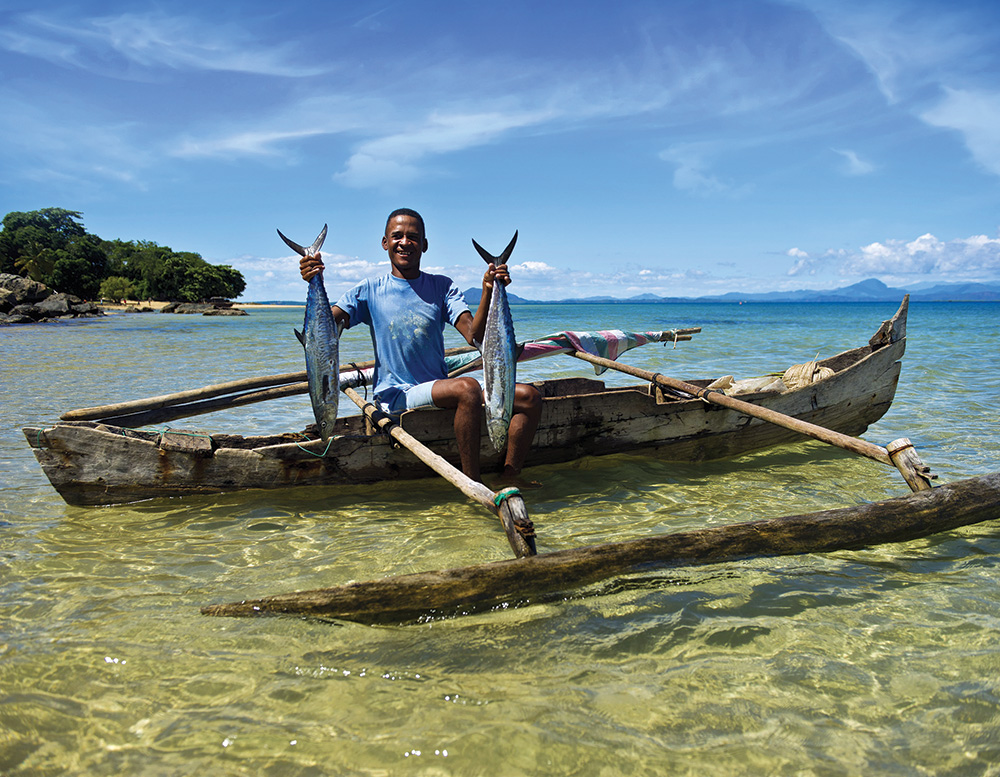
[294,436,337,458]
[493,487,521,507]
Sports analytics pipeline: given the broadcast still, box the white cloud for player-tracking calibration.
[833,148,875,176]
[845,233,1000,277]
[511,261,559,278]
[922,88,1000,177]
[173,128,329,159]
[788,233,1000,280]
[233,251,389,301]
[659,144,752,198]
[335,108,555,188]
[785,248,820,276]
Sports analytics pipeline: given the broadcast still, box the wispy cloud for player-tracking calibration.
[797,1,986,103]
[659,144,753,198]
[0,89,152,184]
[0,10,327,77]
[922,88,1000,176]
[833,148,875,176]
[170,95,381,159]
[0,3,884,189]
[335,108,556,187]
[801,1,1000,179]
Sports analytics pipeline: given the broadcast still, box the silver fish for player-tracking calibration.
[278,224,340,441]
[472,231,518,452]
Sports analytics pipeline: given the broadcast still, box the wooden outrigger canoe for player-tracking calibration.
[26,299,910,508]
[22,295,1000,622]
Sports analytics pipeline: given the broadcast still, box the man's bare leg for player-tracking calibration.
[497,383,543,488]
[431,377,484,481]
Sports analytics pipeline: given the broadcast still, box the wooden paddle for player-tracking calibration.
[341,385,537,558]
[567,349,934,493]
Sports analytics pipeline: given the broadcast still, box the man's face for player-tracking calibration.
[382,215,427,279]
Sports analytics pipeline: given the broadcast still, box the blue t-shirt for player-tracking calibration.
[335,272,470,406]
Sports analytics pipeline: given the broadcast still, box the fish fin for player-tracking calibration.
[307,224,328,255]
[498,231,518,264]
[471,238,495,265]
[471,231,518,265]
[278,229,307,256]
[294,328,304,345]
[277,224,328,256]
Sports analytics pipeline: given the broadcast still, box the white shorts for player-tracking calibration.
[376,380,438,415]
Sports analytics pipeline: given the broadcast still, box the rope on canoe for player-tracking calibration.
[493,487,521,507]
[493,488,536,540]
[493,486,535,541]
[293,433,336,458]
[348,362,368,399]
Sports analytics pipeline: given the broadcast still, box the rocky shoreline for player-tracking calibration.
[159,299,248,316]
[0,274,247,325]
[0,273,103,325]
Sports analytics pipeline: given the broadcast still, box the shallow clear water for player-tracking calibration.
[2,301,999,775]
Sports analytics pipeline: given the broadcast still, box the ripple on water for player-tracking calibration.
[2,303,999,774]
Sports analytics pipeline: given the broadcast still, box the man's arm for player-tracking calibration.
[455,262,510,346]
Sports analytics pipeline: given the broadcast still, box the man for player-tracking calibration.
[299,208,542,486]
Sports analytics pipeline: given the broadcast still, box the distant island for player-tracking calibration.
[248,278,1000,306]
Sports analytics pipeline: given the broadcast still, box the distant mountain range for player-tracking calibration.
[462,278,1000,304]
[248,278,1000,306]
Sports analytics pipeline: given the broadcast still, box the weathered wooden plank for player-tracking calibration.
[159,429,214,456]
[200,472,1000,624]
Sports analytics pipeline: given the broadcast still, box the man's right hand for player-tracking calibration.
[300,253,324,281]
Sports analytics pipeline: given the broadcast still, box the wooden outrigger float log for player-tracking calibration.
[201,472,1000,623]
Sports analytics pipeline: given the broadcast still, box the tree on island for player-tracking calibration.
[99,276,140,304]
[0,208,245,302]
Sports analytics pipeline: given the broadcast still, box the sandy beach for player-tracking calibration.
[101,300,303,312]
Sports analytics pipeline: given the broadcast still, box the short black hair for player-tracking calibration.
[385,208,425,237]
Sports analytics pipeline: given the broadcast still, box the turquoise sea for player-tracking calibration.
[2,300,999,775]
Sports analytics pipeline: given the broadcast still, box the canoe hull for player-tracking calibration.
[25,304,906,506]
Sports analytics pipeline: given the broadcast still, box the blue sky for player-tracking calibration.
[1,0,999,302]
